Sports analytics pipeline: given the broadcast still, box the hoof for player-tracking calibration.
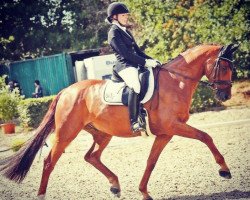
[110,187,121,197]
[37,195,45,200]
[144,197,153,200]
[219,170,232,179]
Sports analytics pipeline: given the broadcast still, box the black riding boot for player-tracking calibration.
[128,89,145,133]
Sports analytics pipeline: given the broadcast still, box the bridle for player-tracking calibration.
[202,47,235,90]
[158,48,235,91]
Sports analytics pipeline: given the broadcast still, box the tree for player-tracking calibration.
[1,0,249,78]
[122,0,250,78]
[0,0,110,61]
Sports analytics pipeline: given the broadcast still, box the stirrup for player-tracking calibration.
[131,122,146,133]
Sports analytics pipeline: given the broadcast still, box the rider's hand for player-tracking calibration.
[145,59,158,68]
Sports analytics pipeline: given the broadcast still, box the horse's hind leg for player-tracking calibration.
[84,125,120,196]
[38,119,83,197]
[38,140,69,197]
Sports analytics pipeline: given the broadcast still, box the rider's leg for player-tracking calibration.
[118,67,141,93]
[118,67,145,132]
[128,88,145,132]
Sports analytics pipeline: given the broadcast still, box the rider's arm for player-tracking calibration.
[133,42,152,60]
[125,30,152,60]
[109,30,146,66]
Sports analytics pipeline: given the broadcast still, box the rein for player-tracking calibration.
[150,48,235,110]
[159,64,199,82]
[156,56,234,90]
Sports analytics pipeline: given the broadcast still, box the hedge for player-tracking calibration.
[16,84,219,129]
[18,96,55,129]
[190,83,221,113]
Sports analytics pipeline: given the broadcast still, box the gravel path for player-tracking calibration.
[0,107,249,200]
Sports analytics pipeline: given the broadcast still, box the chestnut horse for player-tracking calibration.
[0,44,238,200]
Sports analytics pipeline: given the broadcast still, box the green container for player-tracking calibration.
[9,53,75,98]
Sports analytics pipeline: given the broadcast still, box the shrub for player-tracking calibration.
[190,83,221,113]
[15,84,220,128]
[18,96,55,129]
[0,75,7,89]
[0,76,23,123]
[11,138,25,152]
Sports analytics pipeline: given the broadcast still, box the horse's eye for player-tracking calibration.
[222,66,227,72]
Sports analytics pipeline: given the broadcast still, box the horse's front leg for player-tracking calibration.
[173,122,231,178]
[139,135,173,200]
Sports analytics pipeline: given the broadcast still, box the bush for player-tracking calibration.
[123,0,249,79]
[0,75,7,89]
[11,138,25,152]
[18,96,55,129]
[0,76,23,122]
[190,83,221,113]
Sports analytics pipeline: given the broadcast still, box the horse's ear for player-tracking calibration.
[221,43,239,58]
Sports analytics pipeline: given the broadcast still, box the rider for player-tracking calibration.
[106,2,159,133]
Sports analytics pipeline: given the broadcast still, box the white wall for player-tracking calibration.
[75,60,87,81]
[84,54,117,80]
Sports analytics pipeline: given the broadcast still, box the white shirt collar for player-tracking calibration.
[112,21,131,38]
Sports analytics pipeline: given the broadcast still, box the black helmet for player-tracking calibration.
[106,2,129,23]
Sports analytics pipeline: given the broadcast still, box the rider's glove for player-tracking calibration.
[145,59,159,68]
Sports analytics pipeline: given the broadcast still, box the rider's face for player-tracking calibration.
[117,13,129,26]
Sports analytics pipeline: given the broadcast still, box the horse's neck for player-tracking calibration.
[157,45,220,110]
[164,45,220,81]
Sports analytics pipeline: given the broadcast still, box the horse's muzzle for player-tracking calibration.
[216,90,231,102]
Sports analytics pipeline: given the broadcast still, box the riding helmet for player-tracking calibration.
[106,2,129,23]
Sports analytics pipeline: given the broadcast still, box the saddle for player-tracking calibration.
[102,67,155,105]
[101,67,155,137]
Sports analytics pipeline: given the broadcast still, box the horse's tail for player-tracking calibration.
[0,92,62,183]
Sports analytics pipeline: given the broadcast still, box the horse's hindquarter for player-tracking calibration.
[54,80,107,139]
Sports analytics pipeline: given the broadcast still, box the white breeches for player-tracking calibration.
[118,67,141,94]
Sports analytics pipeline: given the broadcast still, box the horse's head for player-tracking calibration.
[204,44,239,102]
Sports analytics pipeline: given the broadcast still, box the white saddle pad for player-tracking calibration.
[102,67,154,105]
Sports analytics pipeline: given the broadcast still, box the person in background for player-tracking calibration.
[32,80,43,98]
[106,2,160,133]
[13,80,22,94]
[8,80,14,92]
